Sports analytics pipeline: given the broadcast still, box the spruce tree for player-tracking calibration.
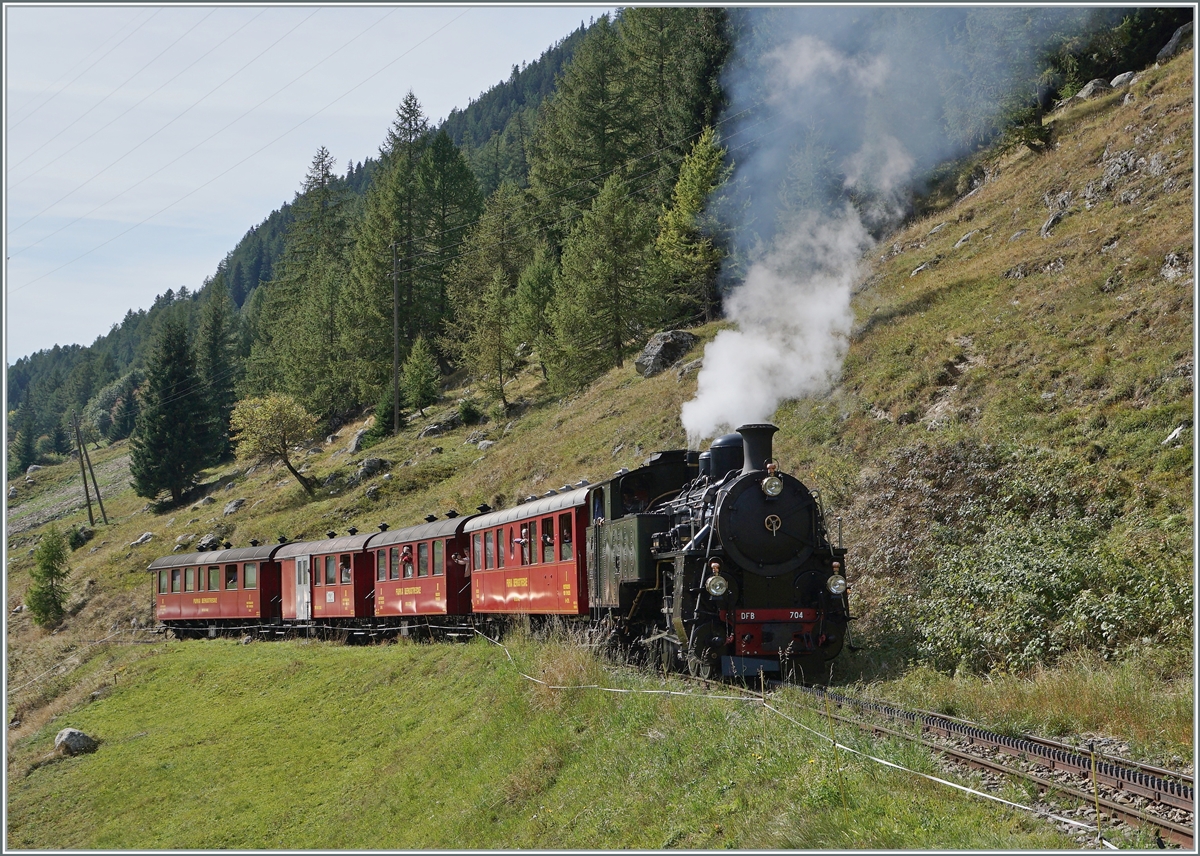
[27,524,71,628]
[513,244,558,380]
[129,317,209,503]
[195,275,240,461]
[400,336,440,416]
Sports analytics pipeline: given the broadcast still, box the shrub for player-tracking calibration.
[458,399,483,426]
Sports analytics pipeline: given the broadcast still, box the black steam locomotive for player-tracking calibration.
[587,423,851,681]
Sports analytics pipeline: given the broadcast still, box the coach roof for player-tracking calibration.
[464,486,589,533]
[146,543,283,571]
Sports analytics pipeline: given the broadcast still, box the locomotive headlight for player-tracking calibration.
[826,575,848,596]
[761,475,784,497]
[705,574,730,597]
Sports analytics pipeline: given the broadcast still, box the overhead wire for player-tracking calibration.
[10,8,470,292]
[8,7,261,187]
[7,8,163,132]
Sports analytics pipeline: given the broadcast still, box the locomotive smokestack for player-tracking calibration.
[737,423,778,474]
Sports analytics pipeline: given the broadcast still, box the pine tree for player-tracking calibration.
[417,130,483,331]
[194,275,240,462]
[129,317,209,503]
[400,336,440,416]
[547,174,659,390]
[27,524,71,628]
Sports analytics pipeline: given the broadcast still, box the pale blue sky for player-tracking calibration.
[4,4,612,362]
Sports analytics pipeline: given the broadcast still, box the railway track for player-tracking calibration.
[784,684,1194,849]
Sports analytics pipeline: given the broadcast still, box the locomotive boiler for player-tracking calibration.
[587,423,850,681]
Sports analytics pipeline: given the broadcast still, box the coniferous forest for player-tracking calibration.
[6,7,1190,503]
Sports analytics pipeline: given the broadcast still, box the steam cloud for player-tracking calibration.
[682,9,1073,442]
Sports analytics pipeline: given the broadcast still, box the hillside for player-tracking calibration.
[5,45,1192,849]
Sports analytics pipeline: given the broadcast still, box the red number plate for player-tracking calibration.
[734,609,815,622]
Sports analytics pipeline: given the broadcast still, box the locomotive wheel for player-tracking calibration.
[687,653,716,679]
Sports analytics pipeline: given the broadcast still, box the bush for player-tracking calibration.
[67,525,94,551]
[458,399,483,426]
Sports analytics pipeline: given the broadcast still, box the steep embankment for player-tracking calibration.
[5,48,1192,850]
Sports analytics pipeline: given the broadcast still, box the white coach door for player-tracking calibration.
[296,557,312,620]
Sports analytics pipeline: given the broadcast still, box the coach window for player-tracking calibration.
[208,566,221,591]
[340,554,352,584]
[484,531,495,569]
[225,565,239,590]
[185,568,196,592]
[244,564,258,590]
[325,555,336,586]
[171,569,181,593]
[158,570,168,594]
[418,543,429,577]
[542,517,555,563]
[472,534,482,572]
[559,514,573,561]
[389,547,401,581]
[496,529,506,568]
[377,550,387,582]
[433,540,444,576]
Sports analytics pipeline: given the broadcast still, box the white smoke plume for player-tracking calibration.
[683,32,914,442]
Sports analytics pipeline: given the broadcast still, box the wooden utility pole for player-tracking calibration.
[72,415,95,526]
[80,423,108,525]
[392,240,400,434]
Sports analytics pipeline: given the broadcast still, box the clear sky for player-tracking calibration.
[4,4,613,364]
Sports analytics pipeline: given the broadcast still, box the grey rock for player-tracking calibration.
[954,229,979,249]
[191,496,216,509]
[927,221,947,235]
[1162,424,1189,445]
[1040,211,1065,238]
[7,486,16,499]
[1075,78,1113,100]
[1160,251,1192,282]
[358,457,387,478]
[129,532,153,547]
[223,499,246,516]
[55,728,98,756]
[1008,230,1027,242]
[175,534,194,545]
[464,430,489,445]
[1157,21,1193,62]
[12,604,24,614]
[1110,71,1136,88]
[224,482,235,491]
[676,358,703,381]
[365,485,380,500]
[417,424,444,439]
[382,473,392,481]
[477,440,496,451]
[347,429,368,455]
[196,533,222,551]
[25,465,42,474]
[910,257,941,277]
[634,330,698,378]
[428,447,442,455]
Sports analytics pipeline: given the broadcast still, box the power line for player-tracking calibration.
[7,8,162,131]
[9,9,467,291]
[8,7,242,186]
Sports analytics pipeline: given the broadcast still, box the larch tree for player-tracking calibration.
[547,174,659,391]
[129,317,209,503]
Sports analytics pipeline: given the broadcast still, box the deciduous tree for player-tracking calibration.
[230,395,319,496]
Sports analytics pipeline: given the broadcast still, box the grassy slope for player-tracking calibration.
[5,50,1192,848]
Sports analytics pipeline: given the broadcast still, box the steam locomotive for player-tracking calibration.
[148,423,851,682]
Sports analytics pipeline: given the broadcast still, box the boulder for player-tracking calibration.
[634,331,698,378]
[191,496,216,509]
[1075,78,1113,100]
[477,440,496,452]
[676,358,703,381]
[25,465,42,475]
[1039,211,1065,238]
[196,533,222,551]
[347,429,368,455]
[7,486,16,499]
[1110,71,1136,88]
[223,498,246,516]
[358,458,387,479]
[365,485,380,501]
[129,532,153,547]
[417,424,444,439]
[1157,21,1193,62]
[55,728,98,756]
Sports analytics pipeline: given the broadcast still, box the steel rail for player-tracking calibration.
[797,685,1194,813]
[820,705,1194,849]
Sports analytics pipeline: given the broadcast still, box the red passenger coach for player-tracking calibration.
[276,531,375,623]
[465,487,590,615]
[370,515,473,618]
[148,544,283,635]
